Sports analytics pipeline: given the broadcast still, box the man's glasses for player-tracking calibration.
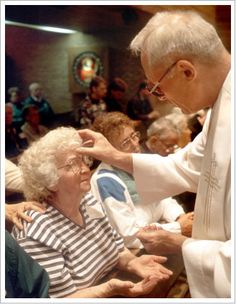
[146,61,177,97]
[121,131,141,150]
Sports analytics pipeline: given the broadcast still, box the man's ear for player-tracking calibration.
[177,60,196,81]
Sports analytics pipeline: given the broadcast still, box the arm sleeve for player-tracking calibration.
[182,238,231,298]
[91,174,142,248]
[5,230,49,298]
[158,197,185,222]
[5,159,23,192]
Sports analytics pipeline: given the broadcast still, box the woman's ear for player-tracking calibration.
[47,183,58,192]
[177,60,196,81]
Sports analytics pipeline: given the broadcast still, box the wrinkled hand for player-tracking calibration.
[136,229,187,255]
[77,129,119,163]
[127,255,172,280]
[5,202,46,230]
[177,212,194,237]
[107,276,161,297]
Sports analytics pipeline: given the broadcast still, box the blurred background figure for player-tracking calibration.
[21,105,48,144]
[7,86,24,133]
[78,76,107,129]
[144,117,179,156]
[127,80,160,123]
[188,109,208,141]
[24,82,55,128]
[165,111,192,148]
[105,77,128,112]
[5,103,28,160]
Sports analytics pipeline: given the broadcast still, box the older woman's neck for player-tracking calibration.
[51,193,84,225]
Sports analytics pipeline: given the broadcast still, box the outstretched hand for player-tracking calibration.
[107,276,162,297]
[5,201,46,230]
[127,255,172,280]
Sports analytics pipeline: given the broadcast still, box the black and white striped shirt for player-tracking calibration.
[12,192,124,298]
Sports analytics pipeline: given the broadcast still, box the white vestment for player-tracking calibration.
[133,72,231,298]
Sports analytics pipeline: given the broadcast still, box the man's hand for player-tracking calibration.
[127,255,172,280]
[136,228,187,255]
[78,129,133,173]
[177,212,194,237]
[5,202,46,230]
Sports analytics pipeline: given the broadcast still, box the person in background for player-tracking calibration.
[78,76,107,128]
[165,111,192,148]
[127,80,160,123]
[77,10,231,298]
[12,126,172,298]
[24,82,55,127]
[7,86,24,133]
[91,112,193,249]
[144,117,180,156]
[21,105,48,144]
[105,77,128,112]
[5,103,28,159]
[188,109,208,141]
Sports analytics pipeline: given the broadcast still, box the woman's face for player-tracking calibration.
[55,151,91,198]
[112,126,141,153]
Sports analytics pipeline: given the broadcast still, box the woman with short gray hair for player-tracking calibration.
[12,126,172,298]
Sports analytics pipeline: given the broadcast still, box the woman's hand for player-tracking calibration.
[5,202,46,230]
[126,255,172,280]
[106,276,161,297]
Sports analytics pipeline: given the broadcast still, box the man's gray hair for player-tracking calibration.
[130,10,225,68]
[19,127,82,202]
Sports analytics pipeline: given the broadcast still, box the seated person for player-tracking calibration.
[24,82,55,127]
[12,127,172,298]
[91,112,193,249]
[7,86,24,133]
[165,111,192,148]
[127,81,160,122]
[105,77,128,112]
[144,117,180,156]
[21,105,48,144]
[78,76,107,129]
[5,104,28,159]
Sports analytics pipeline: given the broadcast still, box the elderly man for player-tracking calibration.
[77,10,231,298]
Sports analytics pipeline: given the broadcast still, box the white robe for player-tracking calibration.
[133,72,231,298]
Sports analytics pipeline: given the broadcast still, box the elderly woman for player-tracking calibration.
[12,127,172,298]
[91,112,193,249]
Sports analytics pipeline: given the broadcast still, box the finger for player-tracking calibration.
[13,217,23,230]
[78,129,95,141]
[159,266,173,276]
[152,255,167,263]
[18,213,33,223]
[25,203,45,213]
